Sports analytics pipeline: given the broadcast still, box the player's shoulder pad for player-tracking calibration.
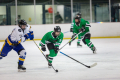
[49,31,54,34]
[81,18,89,23]
[16,26,21,32]
[73,19,75,22]
[60,32,64,37]
[15,26,22,34]
[45,31,53,36]
[81,18,86,21]
[81,18,89,25]
[18,29,21,32]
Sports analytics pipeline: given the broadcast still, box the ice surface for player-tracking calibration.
[0,38,120,80]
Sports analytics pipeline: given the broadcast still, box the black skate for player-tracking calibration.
[18,64,26,72]
[0,56,2,60]
[92,47,97,54]
[46,54,52,68]
[69,42,71,46]
[0,54,2,60]
[77,43,82,48]
[48,63,52,68]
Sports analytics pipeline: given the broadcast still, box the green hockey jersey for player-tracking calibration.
[40,31,64,47]
[72,18,91,37]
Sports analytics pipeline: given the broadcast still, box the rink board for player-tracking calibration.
[0,22,120,40]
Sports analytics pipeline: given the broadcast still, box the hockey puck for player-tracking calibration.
[56,70,58,72]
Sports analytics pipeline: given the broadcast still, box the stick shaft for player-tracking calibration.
[60,51,89,68]
[59,32,81,50]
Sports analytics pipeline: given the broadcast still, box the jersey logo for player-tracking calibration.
[59,39,61,42]
[18,29,21,32]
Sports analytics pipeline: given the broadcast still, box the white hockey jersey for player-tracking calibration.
[6,24,32,45]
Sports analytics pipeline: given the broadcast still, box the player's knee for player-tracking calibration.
[54,53,57,57]
[78,35,81,39]
[85,39,89,42]
[19,50,26,59]
[82,38,85,44]
[50,49,56,57]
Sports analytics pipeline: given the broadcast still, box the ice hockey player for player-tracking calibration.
[70,13,82,47]
[70,16,96,54]
[0,20,34,71]
[39,26,64,67]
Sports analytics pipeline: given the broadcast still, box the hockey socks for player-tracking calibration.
[85,39,94,50]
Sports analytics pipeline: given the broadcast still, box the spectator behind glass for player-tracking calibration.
[55,12,63,24]
[0,18,6,25]
[17,15,21,24]
[15,15,21,25]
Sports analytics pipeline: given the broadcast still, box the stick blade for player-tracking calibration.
[90,63,97,68]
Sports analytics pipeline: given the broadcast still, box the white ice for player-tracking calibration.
[0,38,120,80]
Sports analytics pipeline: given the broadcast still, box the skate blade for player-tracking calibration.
[77,46,82,48]
[48,66,51,68]
[93,49,97,54]
[90,63,97,68]
[93,52,97,54]
[18,69,26,72]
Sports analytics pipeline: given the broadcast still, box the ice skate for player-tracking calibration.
[77,43,82,48]
[18,64,26,72]
[92,47,97,54]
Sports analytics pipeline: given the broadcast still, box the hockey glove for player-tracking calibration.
[70,28,73,32]
[79,27,85,33]
[71,33,77,41]
[28,31,34,40]
[69,33,76,46]
[41,45,46,51]
[54,46,59,53]
[24,34,29,40]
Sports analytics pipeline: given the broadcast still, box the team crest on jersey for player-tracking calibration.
[18,29,21,32]
[59,39,61,42]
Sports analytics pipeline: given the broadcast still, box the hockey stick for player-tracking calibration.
[33,40,58,72]
[60,51,97,68]
[59,32,81,51]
